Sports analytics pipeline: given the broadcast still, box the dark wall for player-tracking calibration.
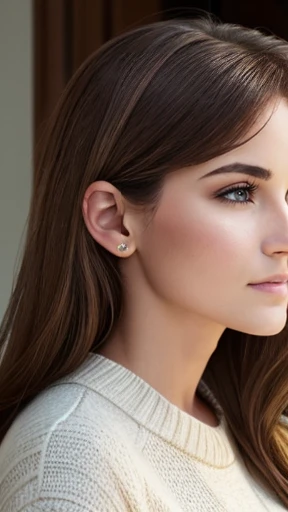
[162,0,288,40]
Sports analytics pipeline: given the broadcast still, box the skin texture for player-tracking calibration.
[82,99,288,426]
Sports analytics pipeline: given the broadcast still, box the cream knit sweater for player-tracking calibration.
[0,353,286,511]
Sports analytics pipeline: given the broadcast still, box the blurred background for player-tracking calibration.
[1,0,288,320]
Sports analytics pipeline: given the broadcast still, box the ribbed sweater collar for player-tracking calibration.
[62,353,236,469]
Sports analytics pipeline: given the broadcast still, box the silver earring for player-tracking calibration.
[117,242,128,252]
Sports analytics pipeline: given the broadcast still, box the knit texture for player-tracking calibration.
[0,353,286,511]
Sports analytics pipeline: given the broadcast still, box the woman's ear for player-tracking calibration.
[82,181,136,257]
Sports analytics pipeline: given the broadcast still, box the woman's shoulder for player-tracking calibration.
[1,353,141,451]
[0,372,139,461]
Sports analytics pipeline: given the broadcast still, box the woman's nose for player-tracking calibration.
[261,205,288,258]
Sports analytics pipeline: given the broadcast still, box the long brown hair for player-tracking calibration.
[1,15,288,505]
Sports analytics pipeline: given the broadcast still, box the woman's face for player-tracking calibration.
[134,99,288,336]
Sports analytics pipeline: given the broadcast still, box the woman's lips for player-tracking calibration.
[248,282,288,296]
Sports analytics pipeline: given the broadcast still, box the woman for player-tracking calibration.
[0,15,288,511]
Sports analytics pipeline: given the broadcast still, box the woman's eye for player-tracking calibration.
[216,183,258,205]
[224,188,250,202]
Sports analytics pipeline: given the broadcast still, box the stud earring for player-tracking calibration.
[117,242,128,252]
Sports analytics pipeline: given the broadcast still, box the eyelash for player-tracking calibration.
[216,180,259,206]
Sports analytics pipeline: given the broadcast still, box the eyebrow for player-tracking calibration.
[199,162,272,181]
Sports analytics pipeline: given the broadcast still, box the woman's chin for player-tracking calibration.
[245,321,287,337]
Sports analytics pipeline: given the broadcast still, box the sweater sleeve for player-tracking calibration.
[0,387,142,512]
[1,454,131,512]
[10,499,120,512]
[1,426,138,512]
